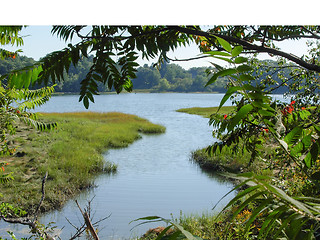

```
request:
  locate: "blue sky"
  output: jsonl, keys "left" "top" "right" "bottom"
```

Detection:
{"left": 4, "top": 25, "right": 310, "bottom": 70}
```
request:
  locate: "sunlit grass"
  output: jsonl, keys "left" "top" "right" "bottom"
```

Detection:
{"left": 1, "top": 112, "right": 165, "bottom": 212}
{"left": 176, "top": 106, "right": 235, "bottom": 118}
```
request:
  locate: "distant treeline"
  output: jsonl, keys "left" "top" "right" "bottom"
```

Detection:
{"left": 0, "top": 55, "right": 291, "bottom": 93}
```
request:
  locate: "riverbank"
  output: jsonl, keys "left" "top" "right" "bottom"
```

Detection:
{"left": 177, "top": 106, "right": 271, "bottom": 174}
{"left": 1, "top": 112, "right": 165, "bottom": 213}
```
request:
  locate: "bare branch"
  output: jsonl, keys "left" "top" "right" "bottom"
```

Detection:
{"left": 75, "top": 200, "right": 100, "bottom": 240}
{"left": 33, "top": 171, "right": 48, "bottom": 219}
{"left": 167, "top": 55, "right": 211, "bottom": 62}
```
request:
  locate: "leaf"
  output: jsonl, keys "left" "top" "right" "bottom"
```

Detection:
{"left": 237, "top": 64, "right": 253, "bottom": 73}
{"left": 231, "top": 45, "right": 243, "bottom": 57}
{"left": 234, "top": 56, "right": 248, "bottom": 64}
{"left": 204, "top": 51, "right": 231, "bottom": 57}
{"left": 284, "top": 126, "right": 303, "bottom": 146}
{"left": 309, "top": 142, "right": 319, "bottom": 166}
{"left": 304, "top": 152, "right": 312, "bottom": 168}
{"left": 258, "top": 109, "right": 274, "bottom": 117}
{"left": 205, "top": 68, "right": 237, "bottom": 86}
{"left": 212, "top": 56, "right": 234, "bottom": 63}
{"left": 263, "top": 183, "right": 313, "bottom": 216}
{"left": 244, "top": 198, "right": 273, "bottom": 233}
{"left": 218, "top": 86, "right": 242, "bottom": 111}
{"left": 215, "top": 36, "right": 232, "bottom": 53}
{"left": 170, "top": 222, "right": 201, "bottom": 240}
{"left": 239, "top": 74, "right": 255, "bottom": 81}
{"left": 83, "top": 96, "right": 89, "bottom": 109}
{"left": 228, "top": 104, "right": 253, "bottom": 131}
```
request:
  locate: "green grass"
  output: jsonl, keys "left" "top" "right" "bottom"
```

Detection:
{"left": 1, "top": 112, "right": 165, "bottom": 212}
{"left": 176, "top": 106, "right": 235, "bottom": 118}
{"left": 191, "top": 147, "right": 252, "bottom": 173}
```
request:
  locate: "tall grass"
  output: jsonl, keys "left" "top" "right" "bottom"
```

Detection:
{"left": 1, "top": 112, "right": 165, "bottom": 212}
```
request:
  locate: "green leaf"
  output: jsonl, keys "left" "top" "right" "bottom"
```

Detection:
{"left": 244, "top": 198, "right": 273, "bottom": 233}
{"left": 83, "top": 96, "right": 89, "bottom": 109}
{"left": 170, "top": 222, "right": 201, "bottom": 240}
{"left": 215, "top": 36, "right": 232, "bottom": 53}
{"left": 310, "top": 142, "right": 319, "bottom": 166}
{"left": 284, "top": 126, "right": 303, "bottom": 146}
{"left": 302, "top": 134, "right": 312, "bottom": 150}
{"left": 234, "top": 56, "right": 248, "bottom": 64}
{"left": 237, "top": 64, "right": 253, "bottom": 73}
{"left": 239, "top": 74, "right": 255, "bottom": 81}
{"left": 258, "top": 109, "right": 274, "bottom": 117}
{"left": 213, "top": 56, "right": 234, "bottom": 63}
{"left": 304, "top": 152, "right": 312, "bottom": 168}
{"left": 228, "top": 104, "right": 253, "bottom": 131}
{"left": 218, "top": 86, "right": 242, "bottom": 110}
{"left": 231, "top": 45, "right": 243, "bottom": 57}
{"left": 204, "top": 51, "right": 231, "bottom": 57}
{"left": 206, "top": 68, "right": 237, "bottom": 86}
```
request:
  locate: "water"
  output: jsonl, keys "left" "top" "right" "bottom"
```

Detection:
{"left": 1, "top": 93, "right": 239, "bottom": 239}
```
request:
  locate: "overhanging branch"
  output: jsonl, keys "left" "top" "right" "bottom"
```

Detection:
{"left": 167, "top": 26, "right": 320, "bottom": 73}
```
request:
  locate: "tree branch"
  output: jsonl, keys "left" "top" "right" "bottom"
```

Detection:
{"left": 167, "top": 55, "right": 210, "bottom": 62}
{"left": 167, "top": 26, "right": 320, "bottom": 73}
{"left": 75, "top": 200, "right": 100, "bottom": 240}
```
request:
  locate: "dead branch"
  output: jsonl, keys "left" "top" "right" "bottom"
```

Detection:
{"left": 75, "top": 200, "right": 100, "bottom": 240}
{"left": 0, "top": 172, "right": 56, "bottom": 239}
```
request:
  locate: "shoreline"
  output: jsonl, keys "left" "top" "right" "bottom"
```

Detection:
{"left": 1, "top": 112, "right": 165, "bottom": 213}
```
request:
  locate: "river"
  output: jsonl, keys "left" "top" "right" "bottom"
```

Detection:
{"left": 1, "top": 93, "right": 249, "bottom": 239}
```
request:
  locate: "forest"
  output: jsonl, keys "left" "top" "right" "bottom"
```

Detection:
{"left": 0, "top": 54, "right": 290, "bottom": 93}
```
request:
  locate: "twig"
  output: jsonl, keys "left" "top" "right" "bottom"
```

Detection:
{"left": 75, "top": 200, "right": 100, "bottom": 240}
{"left": 0, "top": 172, "right": 56, "bottom": 239}
{"left": 33, "top": 171, "right": 48, "bottom": 221}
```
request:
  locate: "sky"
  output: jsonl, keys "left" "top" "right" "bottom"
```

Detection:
{"left": 3, "top": 25, "right": 312, "bottom": 70}
{"left": 2, "top": 0, "right": 319, "bottom": 70}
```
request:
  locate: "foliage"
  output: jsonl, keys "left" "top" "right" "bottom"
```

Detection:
{"left": 202, "top": 35, "right": 320, "bottom": 239}
{"left": 0, "top": 26, "right": 60, "bottom": 240}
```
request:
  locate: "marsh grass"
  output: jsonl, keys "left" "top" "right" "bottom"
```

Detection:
{"left": 191, "top": 147, "right": 252, "bottom": 173}
{"left": 1, "top": 112, "right": 165, "bottom": 212}
{"left": 176, "top": 106, "right": 235, "bottom": 118}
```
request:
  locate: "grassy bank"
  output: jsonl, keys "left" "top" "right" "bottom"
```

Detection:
{"left": 177, "top": 106, "right": 271, "bottom": 174}
{"left": 176, "top": 106, "right": 235, "bottom": 118}
{"left": 1, "top": 112, "right": 165, "bottom": 213}
{"left": 177, "top": 105, "right": 245, "bottom": 173}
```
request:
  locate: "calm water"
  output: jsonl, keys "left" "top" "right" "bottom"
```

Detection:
{"left": 2, "top": 93, "right": 280, "bottom": 239}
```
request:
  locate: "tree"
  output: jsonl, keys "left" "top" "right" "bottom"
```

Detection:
{"left": 132, "top": 64, "right": 161, "bottom": 89}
